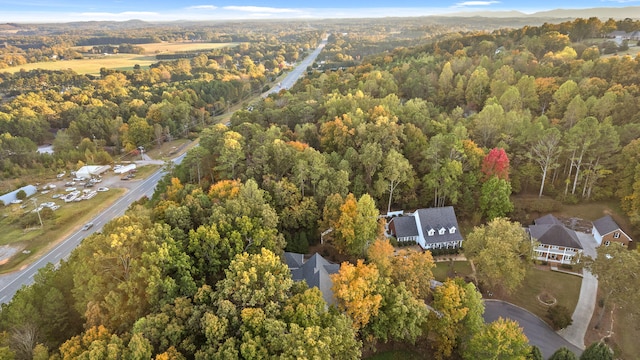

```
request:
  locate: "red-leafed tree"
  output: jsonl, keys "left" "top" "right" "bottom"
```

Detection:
{"left": 481, "top": 148, "right": 510, "bottom": 181}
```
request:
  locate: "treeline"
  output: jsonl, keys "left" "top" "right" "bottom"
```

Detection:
{"left": 2, "top": 16, "right": 640, "bottom": 359}
{"left": 0, "top": 29, "right": 322, "bottom": 185}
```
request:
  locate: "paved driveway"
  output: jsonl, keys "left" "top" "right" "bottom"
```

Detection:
{"left": 484, "top": 300, "right": 582, "bottom": 359}
{"left": 558, "top": 231, "right": 599, "bottom": 349}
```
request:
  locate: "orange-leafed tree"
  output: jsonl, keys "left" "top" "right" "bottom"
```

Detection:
{"left": 331, "top": 260, "right": 383, "bottom": 331}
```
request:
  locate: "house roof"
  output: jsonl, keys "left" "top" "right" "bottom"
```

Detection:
{"left": 390, "top": 216, "right": 419, "bottom": 238}
{"left": 592, "top": 215, "right": 621, "bottom": 236}
{"left": 534, "top": 213, "right": 562, "bottom": 225}
{"left": 0, "top": 185, "right": 38, "bottom": 206}
{"left": 285, "top": 252, "right": 340, "bottom": 305}
{"left": 415, "top": 206, "right": 463, "bottom": 245}
{"left": 530, "top": 215, "right": 582, "bottom": 249}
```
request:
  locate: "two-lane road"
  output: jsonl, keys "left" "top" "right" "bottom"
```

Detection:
{"left": 0, "top": 35, "right": 330, "bottom": 305}
{"left": 0, "top": 153, "right": 185, "bottom": 305}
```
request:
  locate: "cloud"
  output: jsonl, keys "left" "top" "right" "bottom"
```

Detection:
{"left": 455, "top": 1, "right": 500, "bottom": 7}
{"left": 186, "top": 5, "right": 217, "bottom": 10}
{"left": 222, "top": 6, "right": 301, "bottom": 13}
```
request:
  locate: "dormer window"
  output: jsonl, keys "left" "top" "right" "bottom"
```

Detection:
{"left": 438, "top": 227, "right": 445, "bottom": 235}
{"left": 449, "top": 226, "right": 456, "bottom": 234}
{"left": 428, "top": 229, "right": 435, "bottom": 236}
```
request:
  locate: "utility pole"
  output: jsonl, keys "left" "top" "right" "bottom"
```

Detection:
{"left": 31, "top": 198, "right": 43, "bottom": 228}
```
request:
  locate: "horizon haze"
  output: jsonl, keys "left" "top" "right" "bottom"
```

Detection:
{"left": 1, "top": 1, "right": 640, "bottom": 23}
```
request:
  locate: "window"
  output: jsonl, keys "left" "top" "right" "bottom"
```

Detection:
{"left": 614, "top": 232, "right": 620, "bottom": 239}
{"left": 604, "top": 241, "right": 611, "bottom": 246}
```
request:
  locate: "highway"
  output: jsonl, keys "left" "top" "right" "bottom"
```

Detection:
{"left": 0, "top": 153, "right": 185, "bottom": 305}
{"left": 0, "top": 35, "right": 329, "bottom": 305}
{"left": 265, "top": 35, "right": 328, "bottom": 95}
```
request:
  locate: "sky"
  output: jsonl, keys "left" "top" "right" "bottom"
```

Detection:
{"left": 0, "top": 0, "right": 638, "bottom": 23}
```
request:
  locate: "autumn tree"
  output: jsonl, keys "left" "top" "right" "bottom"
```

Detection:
{"left": 462, "top": 318, "right": 531, "bottom": 360}
{"left": 464, "top": 218, "right": 532, "bottom": 294}
{"left": 332, "top": 260, "right": 384, "bottom": 331}
{"left": 334, "top": 194, "right": 380, "bottom": 256}
{"left": 481, "top": 148, "right": 510, "bottom": 180}
{"left": 583, "top": 243, "right": 640, "bottom": 328}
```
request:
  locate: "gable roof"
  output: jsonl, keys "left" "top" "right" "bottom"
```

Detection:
{"left": 285, "top": 252, "right": 340, "bottom": 305}
{"left": 390, "top": 216, "right": 419, "bottom": 238}
{"left": 415, "top": 206, "right": 463, "bottom": 245}
{"left": 592, "top": 215, "right": 621, "bottom": 236}
{"left": 530, "top": 215, "right": 582, "bottom": 249}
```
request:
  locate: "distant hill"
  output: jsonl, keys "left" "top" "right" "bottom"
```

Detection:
{"left": 446, "top": 6, "right": 640, "bottom": 19}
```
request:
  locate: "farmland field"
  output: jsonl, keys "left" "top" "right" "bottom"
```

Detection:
{"left": 1, "top": 42, "right": 236, "bottom": 75}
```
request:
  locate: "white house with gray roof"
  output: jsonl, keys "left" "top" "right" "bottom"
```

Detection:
{"left": 528, "top": 214, "right": 583, "bottom": 265}
{"left": 388, "top": 206, "right": 463, "bottom": 250}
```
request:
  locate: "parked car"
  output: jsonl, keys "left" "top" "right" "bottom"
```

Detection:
{"left": 97, "top": 187, "right": 109, "bottom": 192}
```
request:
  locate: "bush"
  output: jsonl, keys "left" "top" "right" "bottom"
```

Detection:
{"left": 549, "top": 347, "right": 578, "bottom": 360}
{"left": 560, "top": 263, "right": 573, "bottom": 270}
{"left": 580, "top": 341, "right": 613, "bottom": 360}
{"left": 548, "top": 305, "right": 573, "bottom": 330}
{"left": 16, "top": 189, "right": 27, "bottom": 200}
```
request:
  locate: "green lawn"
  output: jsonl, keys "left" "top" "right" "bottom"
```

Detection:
{"left": 498, "top": 267, "right": 582, "bottom": 322}
{"left": 132, "top": 164, "right": 161, "bottom": 179}
{"left": 0, "top": 188, "right": 125, "bottom": 273}
{"left": 432, "top": 260, "right": 473, "bottom": 282}
{"left": 432, "top": 261, "right": 581, "bottom": 325}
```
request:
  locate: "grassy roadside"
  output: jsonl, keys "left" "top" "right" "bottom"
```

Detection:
{"left": 0, "top": 188, "right": 125, "bottom": 273}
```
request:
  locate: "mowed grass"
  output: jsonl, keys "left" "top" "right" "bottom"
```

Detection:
{"left": 498, "top": 268, "right": 582, "bottom": 322}
{"left": 432, "top": 260, "right": 473, "bottom": 282}
{"left": 0, "top": 188, "right": 125, "bottom": 273}
{"left": 2, "top": 42, "right": 235, "bottom": 75}
{"left": 432, "top": 261, "right": 581, "bottom": 325}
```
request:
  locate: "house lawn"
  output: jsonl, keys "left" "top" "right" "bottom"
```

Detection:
{"left": 432, "top": 260, "right": 473, "bottom": 282}
{"left": 495, "top": 267, "right": 582, "bottom": 324}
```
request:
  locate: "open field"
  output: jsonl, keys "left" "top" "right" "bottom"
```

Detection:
{"left": 0, "top": 188, "right": 125, "bottom": 273}
{"left": 2, "top": 42, "right": 235, "bottom": 75}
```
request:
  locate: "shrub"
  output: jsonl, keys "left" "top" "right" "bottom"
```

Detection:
{"left": 580, "top": 341, "right": 613, "bottom": 360}
{"left": 549, "top": 347, "right": 578, "bottom": 360}
{"left": 548, "top": 305, "right": 573, "bottom": 330}
{"left": 16, "top": 189, "right": 27, "bottom": 200}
